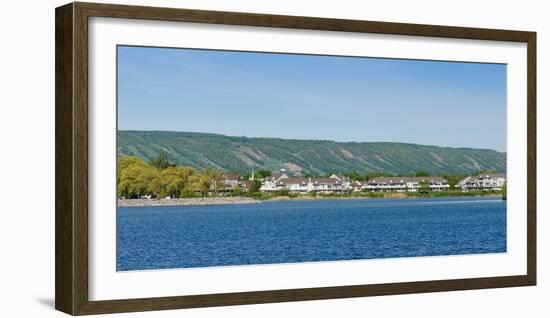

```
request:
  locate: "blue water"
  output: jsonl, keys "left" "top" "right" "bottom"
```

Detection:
{"left": 117, "top": 197, "right": 506, "bottom": 271}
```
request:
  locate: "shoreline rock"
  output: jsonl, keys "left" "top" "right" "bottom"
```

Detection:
{"left": 266, "top": 193, "right": 502, "bottom": 201}
{"left": 118, "top": 197, "right": 261, "bottom": 207}
{"left": 118, "top": 193, "right": 502, "bottom": 207}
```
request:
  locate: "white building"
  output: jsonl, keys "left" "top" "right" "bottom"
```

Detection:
{"left": 259, "top": 172, "right": 353, "bottom": 193}
{"left": 260, "top": 172, "right": 290, "bottom": 192}
{"left": 351, "top": 180, "right": 364, "bottom": 192}
{"left": 310, "top": 177, "right": 350, "bottom": 193}
{"left": 278, "top": 177, "right": 311, "bottom": 193}
{"left": 458, "top": 173, "right": 506, "bottom": 191}
{"left": 363, "top": 176, "right": 450, "bottom": 192}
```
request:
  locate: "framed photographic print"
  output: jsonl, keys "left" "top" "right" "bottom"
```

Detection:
{"left": 55, "top": 2, "right": 536, "bottom": 315}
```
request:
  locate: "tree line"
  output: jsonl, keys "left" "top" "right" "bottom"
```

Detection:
{"left": 118, "top": 153, "right": 223, "bottom": 199}
{"left": 118, "top": 151, "right": 499, "bottom": 199}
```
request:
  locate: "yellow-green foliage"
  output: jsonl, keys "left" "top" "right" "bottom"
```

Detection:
{"left": 117, "top": 156, "right": 157, "bottom": 198}
{"left": 117, "top": 155, "right": 223, "bottom": 198}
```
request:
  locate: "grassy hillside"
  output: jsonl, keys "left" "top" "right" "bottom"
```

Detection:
{"left": 117, "top": 130, "right": 506, "bottom": 175}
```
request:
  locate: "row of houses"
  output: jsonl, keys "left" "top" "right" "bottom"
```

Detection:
{"left": 220, "top": 171, "right": 506, "bottom": 194}
{"left": 457, "top": 173, "right": 507, "bottom": 191}
{"left": 261, "top": 173, "right": 355, "bottom": 194}
{"left": 361, "top": 176, "right": 450, "bottom": 192}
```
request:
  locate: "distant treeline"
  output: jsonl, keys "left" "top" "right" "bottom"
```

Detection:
{"left": 118, "top": 151, "right": 499, "bottom": 199}
{"left": 117, "top": 152, "right": 257, "bottom": 199}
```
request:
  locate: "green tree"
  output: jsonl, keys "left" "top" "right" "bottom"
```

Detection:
{"left": 441, "top": 173, "right": 466, "bottom": 190}
{"left": 419, "top": 179, "right": 430, "bottom": 194}
{"left": 167, "top": 166, "right": 197, "bottom": 198}
{"left": 205, "top": 167, "right": 225, "bottom": 196}
{"left": 413, "top": 170, "right": 430, "bottom": 177}
{"left": 146, "top": 165, "right": 199, "bottom": 198}
{"left": 364, "top": 171, "right": 392, "bottom": 181}
{"left": 117, "top": 156, "right": 158, "bottom": 198}
{"left": 476, "top": 169, "right": 497, "bottom": 175}
{"left": 255, "top": 170, "right": 272, "bottom": 179}
{"left": 149, "top": 150, "right": 171, "bottom": 170}
{"left": 248, "top": 180, "right": 262, "bottom": 193}
{"left": 147, "top": 174, "right": 168, "bottom": 198}
{"left": 348, "top": 171, "right": 361, "bottom": 181}
{"left": 242, "top": 169, "right": 271, "bottom": 181}
{"left": 118, "top": 155, "right": 205, "bottom": 198}
{"left": 195, "top": 174, "right": 212, "bottom": 197}
{"left": 118, "top": 155, "right": 146, "bottom": 171}
{"left": 230, "top": 187, "right": 244, "bottom": 197}
{"left": 176, "top": 166, "right": 199, "bottom": 197}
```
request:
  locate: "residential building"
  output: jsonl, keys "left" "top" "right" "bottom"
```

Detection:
{"left": 218, "top": 173, "right": 241, "bottom": 192}
{"left": 265, "top": 171, "right": 289, "bottom": 182}
{"left": 363, "top": 176, "right": 450, "bottom": 192}
{"left": 329, "top": 174, "right": 354, "bottom": 191}
{"left": 310, "top": 177, "right": 350, "bottom": 193}
{"left": 458, "top": 173, "right": 506, "bottom": 191}
{"left": 351, "top": 180, "right": 364, "bottom": 192}
{"left": 259, "top": 172, "right": 353, "bottom": 193}
{"left": 240, "top": 180, "right": 255, "bottom": 192}
{"left": 213, "top": 170, "right": 505, "bottom": 194}
{"left": 278, "top": 177, "right": 311, "bottom": 193}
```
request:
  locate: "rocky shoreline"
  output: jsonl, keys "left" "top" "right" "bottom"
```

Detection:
{"left": 118, "top": 197, "right": 261, "bottom": 207}
{"left": 118, "top": 193, "right": 502, "bottom": 207}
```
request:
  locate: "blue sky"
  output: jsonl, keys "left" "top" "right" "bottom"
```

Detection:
{"left": 118, "top": 46, "right": 507, "bottom": 152}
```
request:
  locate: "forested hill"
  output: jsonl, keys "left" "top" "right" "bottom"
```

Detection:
{"left": 117, "top": 130, "right": 506, "bottom": 175}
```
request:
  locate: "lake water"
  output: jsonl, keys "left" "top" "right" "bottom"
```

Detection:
{"left": 117, "top": 197, "right": 506, "bottom": 271}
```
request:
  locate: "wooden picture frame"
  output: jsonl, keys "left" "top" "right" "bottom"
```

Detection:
{"left": 55, "top": 2, "right": 536, "bottom": 315}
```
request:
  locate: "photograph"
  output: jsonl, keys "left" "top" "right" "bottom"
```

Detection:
{"left": 115, "top": 45, "right": 507, "bottom": 271}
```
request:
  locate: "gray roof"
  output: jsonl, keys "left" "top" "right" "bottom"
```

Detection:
{"left": 368, "top": 176, "right": 447, "bottom": 184}
{"left": 266, "top": 172, "right": 289, "bottom": 181}
{"left": 329, "top": 174, "right": 349, "bottom": 181}
{"left": 278, "top": 177, "right": 308, "bottom": 185}
{"left": 222, "top": 173, "right": 240, "bottom": 181}
{"left": 476, "top": 173, "right": 506, "bottom": 179}
{"left": 310, "top": 178, "right": 340, "bottom": 185}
